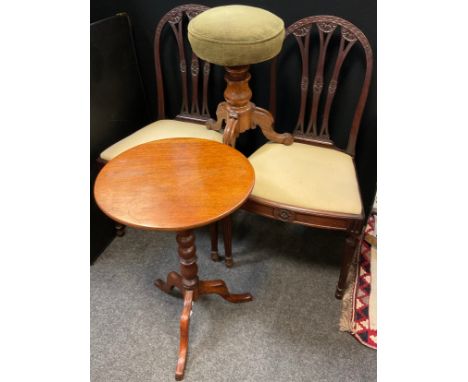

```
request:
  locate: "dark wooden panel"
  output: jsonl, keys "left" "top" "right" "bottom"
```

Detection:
{"left": 90, "top": 13, "right": 150, "bottom": 262}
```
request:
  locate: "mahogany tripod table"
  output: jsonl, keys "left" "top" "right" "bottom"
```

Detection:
{"left": 94, "top": 138, "right": 255, "bottom": 380}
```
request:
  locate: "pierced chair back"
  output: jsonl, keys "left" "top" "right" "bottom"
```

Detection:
{"left": 270, "top": 16, "right": 373, "bottom": 156}
{"left": 237, "top": 16, "right": 374, "bottom": 298}
{"left": 154, "top": 4, "right": 213, "bottom": 123}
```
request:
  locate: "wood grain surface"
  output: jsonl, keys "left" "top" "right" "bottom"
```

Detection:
{"left": 94, "top": 138, "right": 254, "bottom": 231}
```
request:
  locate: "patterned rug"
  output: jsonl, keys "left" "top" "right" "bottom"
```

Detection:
{"left": 340, "top": 213, "right": 377, "bottom": 349}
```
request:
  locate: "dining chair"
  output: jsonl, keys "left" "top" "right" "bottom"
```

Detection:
{"left": 98, "top": 4, "right": 218, "bottom": 167}
{"left": 97, "top": 4, "right": 230, "bottom": 261}
{"left": 221, "top": 15, "right": 374, "bottom": 299}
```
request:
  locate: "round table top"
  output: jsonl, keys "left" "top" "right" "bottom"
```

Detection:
{"left": 94, "top": 138, "right": 255, "bottom": 231}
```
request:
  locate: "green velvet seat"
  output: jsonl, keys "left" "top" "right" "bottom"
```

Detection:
{"left": 188, "top": 5, "right": 285, "bottom": 66}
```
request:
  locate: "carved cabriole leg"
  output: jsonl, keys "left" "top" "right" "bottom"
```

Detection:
{"left": 206, "top": 102, "right": 227, "bottom": 131}
{"left": 222, "top": 113, "right": 239, "bottom": 147}
{"left": 210, "top": 222, "right": 220, "bottom": 261}
{"left": 206, "top": 65, "right": 293, "bottom": 149}
{"left": 115, "top": 223, "right": 126, "bottom": 237}
{"left": 252, "top": 106, "right": 294, "bottom": 145}
{"left": 222, "top": 216, "right": 233, "bottom": 267}
{"left": 335, "top": 230, "right": 361, "bottom": 299}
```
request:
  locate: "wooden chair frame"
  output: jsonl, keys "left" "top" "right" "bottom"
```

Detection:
{"left": 96, "top": 4, "right": 233, "bottom": 262}
{"left": 238, "top": 15, "right": 374, "bottom": 299}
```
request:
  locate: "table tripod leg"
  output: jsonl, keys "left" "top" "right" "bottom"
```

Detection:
{"left": 175, "top": 290, "right": 193, "bottom": 381}
{"left": 157, "top": 229, "right": 252, "bottom": 380}
{"left": 199, "top": 279, "right": 253, "bottom": 303}
{"left": 174, "top": 230, "right": 198, "bottom": 380}
{"left": 155, "top": 272, "right": 183, "bottom": 294}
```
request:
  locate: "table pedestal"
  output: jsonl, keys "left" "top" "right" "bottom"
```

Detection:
{"left": 154, "top": 229, "right": 253, "bottom": 380}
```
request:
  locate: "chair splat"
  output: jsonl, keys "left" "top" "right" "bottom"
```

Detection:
{"left": 275, "top": 15, "right": 373, "bottom": 154}
{"left": 154, "top": 4, "right": 211, "bottom": 121}
{"left": 292, "top": 25, "right": 312, "bottom": 134}
{"left": 307, "top": 21, "right": 336, "bottom": 137}
{"left": 319, "top": 27, "right": 357, "bottom": 139}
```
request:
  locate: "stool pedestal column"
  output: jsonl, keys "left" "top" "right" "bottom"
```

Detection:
{"left": 207, "top": 65, "right": 293, "bottom": 147}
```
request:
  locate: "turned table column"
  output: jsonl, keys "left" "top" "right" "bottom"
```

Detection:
{"left": 175, "top": 230, "right": 197, "bottom": 380}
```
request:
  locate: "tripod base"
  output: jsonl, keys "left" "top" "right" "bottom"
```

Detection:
{"left": 206, "top": 65, "right": 293, "bottom": 147}
{"left": 154, "top": 230, "right": 253, "bottom": 380}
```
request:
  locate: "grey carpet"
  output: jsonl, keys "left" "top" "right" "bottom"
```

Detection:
{"left": 91, "top": 210, "right": 376, "bottom": 382}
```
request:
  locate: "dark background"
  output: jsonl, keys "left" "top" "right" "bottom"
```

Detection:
{"left": 90, "top": 0, "right": 376, "bottom": 260}
{"left": 91, "top": 14, "right": 149, "bottom": 262}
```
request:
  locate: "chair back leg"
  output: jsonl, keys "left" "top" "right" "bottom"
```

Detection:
{"left": 210, "top": 222, "right": 220, "bottom": 261}
{"left": 222, "top": 216, "right": 233, "bottom": 267}
{"left": 115, "top": 223, "right": 126, "bottom": 237}
{"left": 335, "top": 229, "right": 361, "bottom": 299}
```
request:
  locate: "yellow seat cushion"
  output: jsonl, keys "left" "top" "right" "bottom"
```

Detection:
{"left": 188, "top": 5, "right": 285, "bottom": 66}
{"left": 248, "top": 142, "right": 362, "bottom": 215}
{"left": 99, "top": 119, "right": 222, "bottom": 161}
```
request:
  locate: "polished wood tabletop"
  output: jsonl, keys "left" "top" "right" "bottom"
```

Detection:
{"left": 94, "top": 138, "right": 254, "bottom": 231}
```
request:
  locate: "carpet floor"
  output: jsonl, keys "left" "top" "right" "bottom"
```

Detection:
{"left": 91, "top": 210, "right": 376, "bottom": 382}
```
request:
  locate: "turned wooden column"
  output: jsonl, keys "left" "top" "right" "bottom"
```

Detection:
{"left": 175, "top": 230, "right": 196, "bottom": 380}
{"left": 207, "top": 65, "right": 293, "bottom": 147}
{"left": 177, "top": 230, "right": 199, "bottom": 295}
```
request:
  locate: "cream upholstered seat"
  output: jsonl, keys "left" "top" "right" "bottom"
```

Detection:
{"left": 188, "top": 5, "right": 285, "bottom": 66}
{"left": 248, "top": 142, "right": 362, "bottom": 215}
{"left": 100, "top": 119, "right": 223, "bottom": 161}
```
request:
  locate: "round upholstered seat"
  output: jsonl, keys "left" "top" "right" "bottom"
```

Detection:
{"left": 188, "top": 5, "right": 285, "bottom": 66}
